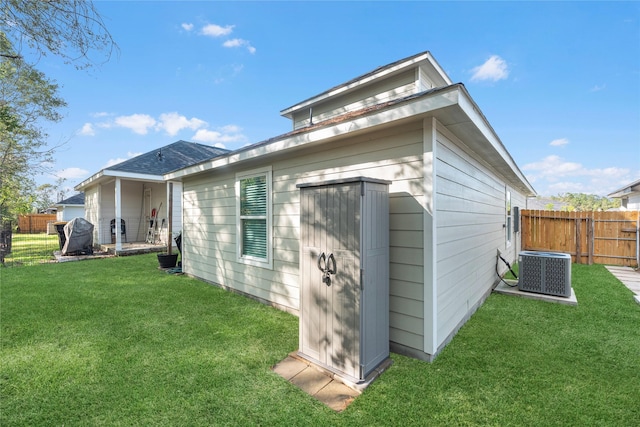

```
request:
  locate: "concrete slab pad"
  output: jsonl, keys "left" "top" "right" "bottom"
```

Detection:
{"left": 289, "top": 366, "right": 332, "bottom": 396}
{"left": 272, "top": 356, "right": 307, "bottom": 380}
{"left": 314, "top": 380, "right": 359, "bottom": 412}
{"left": 54, "top": 250, "right": 112, "bottom": 263}
{"left": 272, "top": 354, "right": 370, "bottom": 412}
{"left": 493, "top": 280, "right": 577, "bottom": 306}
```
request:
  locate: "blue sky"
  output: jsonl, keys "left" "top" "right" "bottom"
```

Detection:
{"left": 38, "top": 1, "right": 639, "bottom": 198}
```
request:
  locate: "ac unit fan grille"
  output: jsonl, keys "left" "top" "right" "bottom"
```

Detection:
{"left": 518, "top": 251, "right": 571, "bottom": 297}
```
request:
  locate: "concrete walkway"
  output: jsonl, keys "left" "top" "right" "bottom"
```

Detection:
{"left": 605, "top": 266, "right": 640, "bottom": 305}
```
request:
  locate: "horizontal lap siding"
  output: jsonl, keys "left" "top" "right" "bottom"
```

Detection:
{"left": 435, "top": 130, "right": 508, "bottom": 345}
{"left": 183, "top": 172, "right": 302, "bottom": 310}
{"left": 182, "top": 123, "right": 426, "bottom": 351}
{"left": 292, "top": 70, "right": 417, "bottom": 130}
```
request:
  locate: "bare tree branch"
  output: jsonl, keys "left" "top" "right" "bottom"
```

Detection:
{"left": 1, "top": 0, "right": 118, "bottom": 70}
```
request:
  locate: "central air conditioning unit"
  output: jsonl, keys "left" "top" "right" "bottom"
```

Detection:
{"left": 518, "top": 251, "right": 572, "bottom": 297}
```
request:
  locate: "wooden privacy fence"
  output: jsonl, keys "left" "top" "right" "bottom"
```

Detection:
{"left": 521, "top": 210, "right": 639, "bottom": 267}
{"left": 17, "top": 214, "right": 57, "bottom": 234}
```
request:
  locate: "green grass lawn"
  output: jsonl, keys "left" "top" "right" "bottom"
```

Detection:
{"left": 1, "top": 254, "right": 638, "bottom": 426}
{"left": 1, "top": 233, "right": 59, "bottom": 267}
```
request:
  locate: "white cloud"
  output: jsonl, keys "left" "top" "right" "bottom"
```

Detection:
{"left": 79, "top": 123, "right": 95, "bottom": 136}
{"left": 523, "top": 154, "right": 634, "bottom": 196}
{"left": 220, "top": 124, "right": 241, "bottom": 133}
{"left": 549, "top": 138, "right": 569, "bottom": 147}
{"left": 114, "top": 114, "right": 156, "bottom": 135}
{"left": 192, "top": 125, "right": 247, "bottom": 147}
{"left": 470, "top": 55, "right": 509, "bottom": 82}
{"left": 223, "top": 38, "right": 256, "bottom": 54}
{"left": 156, "top": 112, "right": 207, "bottom": 136}
{"left": 523, "top": 155, "right": 583, "bottom": 180}
{"left": 201, "top": 24, "right": 234, "bottom": 37}
{"left": 181, "top": 23, "right": 194, "bottom": 32}
{"left": 590, "top": 84, "right": 606, "bottom": 92}
{"left": 56, "top": 167, "right": 89, "bottom": 180}
{"left": 86, "top": 112, "right": 245, "bottom": 148}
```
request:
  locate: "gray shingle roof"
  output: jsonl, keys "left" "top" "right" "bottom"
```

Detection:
{"left": 107, "top": 140, "right": 229, "bottom": 175}
{"left": 56, "top": 193, "right": 85, "bottom": 205}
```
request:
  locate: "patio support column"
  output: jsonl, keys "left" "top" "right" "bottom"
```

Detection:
{"left": 115, "top": 177, "right": 122, "bottom": 251}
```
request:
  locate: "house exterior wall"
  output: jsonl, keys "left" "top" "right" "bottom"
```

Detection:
{"left": 97, "top": 181, "right": 143, "bottom": 243}
{"left": 291, "top": 69, "right": 417, "bottom": 130}
{"left": 83, "top": 186, "right": 100, "bottom": 244}
{"left": 626, "top": 194, "right": 640, "bottom": 210}
{"left": 182, "top": 122, "right": 427, "bottom": 352}
{"left": 56, "top": 206, "right": 84, "bottom": 221}
{"left": 181, "top": 117, "right": 530, "bottom": 360}
{"left": 168, "top": 181, "right": 183, "bottom": 243}
{"left": 83, "top": 179, "right": 182, "bottom": 245}
{"left": 433, "top": 125, "right": 526, "bottom": 352}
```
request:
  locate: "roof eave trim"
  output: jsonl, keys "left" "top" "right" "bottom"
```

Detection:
{"left": 166, "top": 87, "right": 462, "bottom": 180}
{"left": 74, "top": 169, "right": 165, "bottom": 191}
{"left": 457, "top": 86, "right": 536, "bottom": 196}
{"left": 607, "top": 178, "right": 640, "bottom": 197}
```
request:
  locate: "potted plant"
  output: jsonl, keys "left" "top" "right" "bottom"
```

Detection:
{"left": 157, "top": 251, "right": 178, "bottom": 268}
{"left": 157, "top": 182, "right": 179, "bottom": 269}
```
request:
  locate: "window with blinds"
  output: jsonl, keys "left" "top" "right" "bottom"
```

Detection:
{"left": 236, "top": 168, "right": 272, "bottom": 268}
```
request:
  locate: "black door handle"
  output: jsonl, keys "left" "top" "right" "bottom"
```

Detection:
{"left": 317, "top": 252, "right": 326, "bottom": 273}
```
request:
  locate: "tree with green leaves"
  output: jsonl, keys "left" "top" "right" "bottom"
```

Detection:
{"left": 553, "top": 193, "right": 620, "bottom": 211}
{"left": 0, "top": 32, "right": 66, "bottom": 218}
{"left": 0, "top": 1, "right": 116, "bottom": 221}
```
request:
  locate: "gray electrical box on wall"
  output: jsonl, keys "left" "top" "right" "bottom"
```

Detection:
{"left": 297, "top": 177, "right": 391, "bottom": 384}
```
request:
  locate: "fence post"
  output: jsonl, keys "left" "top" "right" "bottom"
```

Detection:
{"left": 587, "top": 217, "right": 595, "bottom": 265}
{"left": 575, "top": 218, "right": 582, "bottom": 264}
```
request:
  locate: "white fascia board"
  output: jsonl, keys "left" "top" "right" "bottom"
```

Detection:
{"left": 425, "top": 52, "right": 453, "bottom": 86}
{"left": 74, "top": 170, "right": 105, "bottom": 191}
{"left": 54, "top": 204, "right": 82, "bottom": 208}
{"left": 457, "top": 88, "right": 536, "bottom": 196}
{"left": 280, "top": 52, "right": 449, "bottom": 118}
{"left": 102, "top": 170, "right": 164, "bottom": 182}
{"left": 74, "top": 169, "right": 164, "bottom": 191}
{"left": 608, "top": 178, "right": 640, "bottom": 197}
{"left": 166, "top": 88, "right": 461, "bottom": 181}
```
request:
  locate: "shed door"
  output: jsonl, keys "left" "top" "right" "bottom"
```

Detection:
{"left": 300, "top": 183, "right": 361, "bottom": 379}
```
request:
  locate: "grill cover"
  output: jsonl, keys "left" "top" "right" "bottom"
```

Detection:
{"left": 62, "top": 218, "right": 94, "bottom": 255}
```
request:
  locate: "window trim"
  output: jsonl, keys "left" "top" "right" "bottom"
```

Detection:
{"left": 235, "top": 166, "right": 273, "bottom": 269}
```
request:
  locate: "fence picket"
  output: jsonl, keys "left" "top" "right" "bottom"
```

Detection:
{"left": 520, "top": 210, "right": 639, "bottom": 267}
